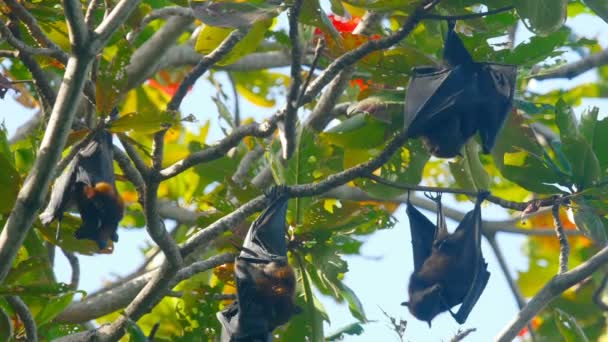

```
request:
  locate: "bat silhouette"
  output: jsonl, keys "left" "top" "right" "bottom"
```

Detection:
{"left": 217, "top": 186, "right": 300, "bottom": 341}
{"left": 39, "top": 120, "right": 123, "bottom": 251}
{"left": 404, "top": 21, "right": 517, "bottom": 158}
{"left": 402, "top": 192, "right": 490, "bottom": 326}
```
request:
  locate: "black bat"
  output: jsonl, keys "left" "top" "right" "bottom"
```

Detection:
{"left": 217, "top": 186, "right": 300, "bottom": 341}
{"left": 404, "top": 21, "right": 517, "bottom": 158}
{"left": 39, "top": 124, "right": 124, "bottom": 251}
{"left": 402, "top": 193, "right": 490, "bottom": 326}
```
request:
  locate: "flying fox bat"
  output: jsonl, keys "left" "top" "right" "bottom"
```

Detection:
{"left": 217, "top": 186, "right": 300, "bottom": 341}
{"left": 39, "top": 123, "right": 123, "bottom": 251}
{"left": 404, "top": 21, "right": 517, "bottom": 158}
{"left": 402, "top": 193, "right": 490, "bottom": 326}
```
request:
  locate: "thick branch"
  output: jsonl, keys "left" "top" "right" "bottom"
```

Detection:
{"left": 92, "top": 0, "right": 142, "bottom": 52}
{"left": 126, "top": 15, "right": 195, "bottom": 90}
{"left": 0, "top": 56, "right": 92, "bottom": 283}
{"left": 63, "top": 0, "right": 89, "bottom": 50}
{"left": 56, "top": 253, "right": 233, "bottom": 324}
{"left": 495, "top": 244, "right": 608, "bottom": 341}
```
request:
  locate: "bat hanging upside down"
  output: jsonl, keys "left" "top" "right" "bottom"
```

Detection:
{"left": 39, "top": 121, "right": 124, "bottom": 251}
{"left": 403, "top": 192, "right": 490, "bottom": 326}
{"left": 217, "top": 186, "right": 301, "bottom": 341}
{"left": 404, "top": 20, "right": 517, "bottom": 158}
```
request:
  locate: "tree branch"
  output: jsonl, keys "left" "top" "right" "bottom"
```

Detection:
{"left": 63, "top": 0, "right": 89, "bottom": 50}
{"left": 552, "top": 202, "right": 570, "bottom": 274}
{"left": 0, "top": 55, "right": 93, "bottom": 283}
{"left": 55, "top": 253, "right": 233, "bottom": 324}
{"left": 0, "top": 18, "right": 67, "bottom": 63}
{"left": 126, "top": 15, "right": 195, "bottom": 90}
{"left": 92, "top": 0, "right": 142, "bottom": 52}
{"left": 3, "top": 0, "right": 66, "bottom": 55}
{"left": 282, "top": 0, "right": 303, "bottom": 160}
{"left": 61, "top": 249, "right": 80, "bottom": 289}
{"left": 531, "top": 48, "right": 608, "bottom": 80}
{"left": 6, "top": 296, "right": 37, "bottom": 342}
{"left": 495, "top": 244, "right": 608, "bottom": 341}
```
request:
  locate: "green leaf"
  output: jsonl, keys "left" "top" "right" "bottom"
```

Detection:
{"left": 583, "top": 0, "right": 608, "bottom": 23}
{"left": 341, "top": 284, "right": 367, "bottom": 322}
{"left": 561, "top": 136, "right": 601, "bottom": 189}
{"left": 503, "top": 29, "right": 569, "bottom": 66}
{"left": 492, "top": 111, "right": 566, "bottom": 193}
{"left": 109, "top": 111, "right": 178, "bottom": 134}
{"left": 555, "top": 99, "right": 579, "bottom": 141}
{"left": 195, "top": 19, "right": 274, "bottom": 66}
{"left": 125, "top": 318, "right": 148, "bottom": 342}
{"left": 322, "top": 114, "right": 387, "bottom": 149}
{"left": 554, "top": 308, "right": 589, "bottom": 342}
{"left": 326, "top": 322, "right": 365, "bottom": 340}
{"left": 299, "top": 0, "right": 340, "bottom": 42}
{"left": 190, "top": 0, "right": 283, "bottom": 28}
{"left": 515, "top": 0, "right": 567, "bottom": 35}
{"left": 579, "top": 108, "right": 608, "bottom": 173}
{"left": 449, "top": 140, "right": 491, "bottom": 192}
{"left": 97, "top": 37, "right": 134, "bottom": 115}
{"left": 569, "top": 198, "right": 607, "bottom": 243}
{"left": 35, "top": 292, "right": 76, "bottom": 327}
{"left": 231, "top": 70, "right": 290, "bottom": 108}
{"left": 0, "top": 305, "right": 11, "bottom": 342}
{"left": 0, "top": 128, "right": 20, "bottom": 213}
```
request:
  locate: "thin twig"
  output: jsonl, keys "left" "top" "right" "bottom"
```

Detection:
{"left": 3, "top": 0, "right": 66, "bottom": 55}
{"left": 593, "top": 273, "right": 608, "bottom": 311}
{"left": 422, "top": 5, "right": 514, "bottom": 20}
{"left": 61, "top": 249, "right": 80, "bottom": 289}
{"left": 487, "top": 235, "right": 537, "bottom": 340}
{"left": 552, "top": 202, "right": 570, "bottom": 274}
{"left": 85, "top": 0, "right": 102, "bottom": 28}
{"left": 0, "top": 17, "right": 67, "bottom": 63}
{"left": 6, "top": 296, "right": 38, "bottom": 342}
{"left": 126, "top": 6, "right": 194, "bottom": 42}
{"left": 282, "top": 0, "right": 304, "bottom": 160}
{"left": 450, "top": 328, "right": 476, "bottom": 342}
{"left": 297, "top": 37, "right": 325, "bottom": 108}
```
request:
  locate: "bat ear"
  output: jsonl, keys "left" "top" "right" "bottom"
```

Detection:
{"left": 401, "top": 301, "right": 409, "bottom": 307}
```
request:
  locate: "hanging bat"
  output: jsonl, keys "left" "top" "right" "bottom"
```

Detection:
{"left": 39, "top": 126, "right": 123, "bottom": 251}
{"left": 217, "top": 186, "right": 300, "bottom": 341}
{"left": 404, "top": 21, "right": 517, "bottom": 158}
{"left": 402, "top": 193, "right": 490, "bottom": 326}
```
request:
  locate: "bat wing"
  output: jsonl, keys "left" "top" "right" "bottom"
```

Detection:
{"left": 77, "top": 130, "right": 116, "bottom": 186}
{"left": 241, "top": 186, "right": 289, "bottom": 262}
{"left": 477, "top": 63, "right": 518, "bottom": 153}
{"left": 39, "top": 153, "right": 80, "bottom": 225}
{"left": 406, "top": 200, "right": 437, "bottom": 272}
{"left": 449, "top": 194, "right": 490, "bottom": 324}
{"left": 405, "top": 65, "right": 475, "bottom": 138}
